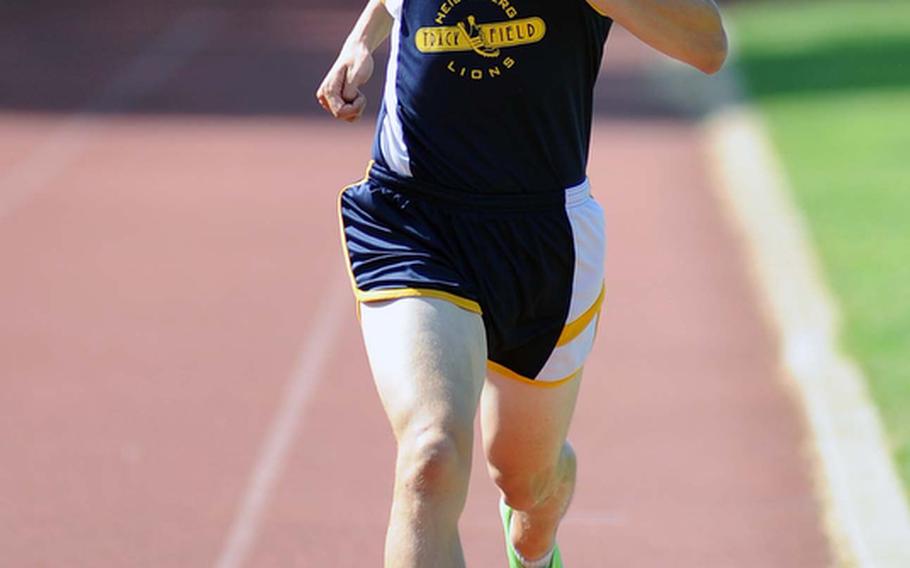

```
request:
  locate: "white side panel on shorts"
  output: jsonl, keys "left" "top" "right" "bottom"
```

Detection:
{"left": 535, "top": 186, "right": 606, "bottom": 382}
{"left": 565, "top": 186, "right": 606, "bottom": 322}
{"left": 379, "top": 18, "right": 412, "bottom": 177}
{"left": 537, "top": 317, "right": 599, "bottom": 382}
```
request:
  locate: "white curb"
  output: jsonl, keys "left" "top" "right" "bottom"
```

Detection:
{"left": 704, "top": 104, "right": 910, "bottom": 568}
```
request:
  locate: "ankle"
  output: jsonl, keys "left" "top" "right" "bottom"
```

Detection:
{"left": 513, "top": 546, "right": 555, "bottom": 568}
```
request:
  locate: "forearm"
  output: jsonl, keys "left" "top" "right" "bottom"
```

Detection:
{"left": 343, "top": 0, "right": 394, "bottom": 53}
{"left": 594, "top": 0, "right": 727, "bottom": 74}
{"left": 317, "top": 0, "right": 391, "bottom": 121}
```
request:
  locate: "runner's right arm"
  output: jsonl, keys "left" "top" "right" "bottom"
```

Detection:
{"left": 316, "top": 0, "right": 393, "bottom": 123}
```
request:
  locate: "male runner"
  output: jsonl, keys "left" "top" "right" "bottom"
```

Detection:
{"left": 317, "top": 1, "right": 726, "bottom": 566}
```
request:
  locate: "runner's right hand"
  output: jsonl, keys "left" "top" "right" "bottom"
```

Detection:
{"left": 316, "top": 42, "right": 374, "bottom": 123}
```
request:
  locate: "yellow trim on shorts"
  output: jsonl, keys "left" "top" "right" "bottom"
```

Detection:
{"left": 357, "top": 287, "right": 482, "bottom": 314}
{"left": 585, "top": 0, "right": 609, "bottom": 18}
{"left": 487, "top": 361, "right": 582, "bottom": 389}
{"left": 556, "top": 284, "right": 605, "bottom": 347}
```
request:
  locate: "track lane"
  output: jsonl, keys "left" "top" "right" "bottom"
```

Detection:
{"left": 0, "top": 117, "right": 370, "bottom": 566}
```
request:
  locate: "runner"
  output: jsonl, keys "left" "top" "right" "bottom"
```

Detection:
{"left": 317, "top": 1, "right": 727, "bottom": 566}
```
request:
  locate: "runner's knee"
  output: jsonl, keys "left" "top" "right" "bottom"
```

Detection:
{"left": 489, "top": 443, "right": 576, "bottom": 511}
{"left": 396, "top": 426, "right": 471, "bottom": 499}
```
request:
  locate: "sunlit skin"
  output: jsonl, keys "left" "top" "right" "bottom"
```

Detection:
{"left": 590, "top": 0, "right": 728, "bottom": 74}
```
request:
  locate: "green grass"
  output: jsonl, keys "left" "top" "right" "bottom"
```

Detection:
{"left": 729, "top": 1, "right": 910, "bottom": 488}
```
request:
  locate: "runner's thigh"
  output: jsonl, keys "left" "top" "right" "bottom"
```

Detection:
{"left": 481, "top": 369, "right": 582, "bottom": 473}
{"left": 360, "top": 297, "right": 487, "bottom": 443}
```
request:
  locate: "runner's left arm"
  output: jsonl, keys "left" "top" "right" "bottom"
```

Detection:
{"left": 589, "top": 0, "right": 727, "bottom": 74}
{"left": 316, "top": 0, "right": 393, "bottom": 122}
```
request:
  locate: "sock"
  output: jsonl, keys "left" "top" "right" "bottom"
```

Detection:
{"left": 514, "top": 546, "right": 555, "bottom": 568}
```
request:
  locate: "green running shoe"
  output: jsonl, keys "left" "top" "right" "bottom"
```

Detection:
{"left": 499, "top": 499, "right": 563, "bottom": 568}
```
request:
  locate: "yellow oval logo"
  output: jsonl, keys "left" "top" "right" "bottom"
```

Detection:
{"left": 416, "top": 16, "right": 547, "bottom": 54}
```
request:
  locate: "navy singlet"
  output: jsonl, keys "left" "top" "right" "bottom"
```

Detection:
{"left": 374, "top": 0, "right": 612, "bottom": 194}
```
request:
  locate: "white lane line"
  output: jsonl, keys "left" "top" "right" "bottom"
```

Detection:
{"left": 705, "top": 104, "right": 910, "bottom": 568}
{"left": 214, "top": 283, "right": 350, "bottom": 568}
{"left": 0, "top": 9, "right": 224, "bottom": 222}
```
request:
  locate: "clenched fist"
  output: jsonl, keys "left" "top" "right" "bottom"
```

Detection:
{"left": 316, "top": 41, "right": 375, "bottom": 123}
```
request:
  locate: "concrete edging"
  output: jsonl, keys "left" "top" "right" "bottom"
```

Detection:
{"left": 703, "top": 103, "right": 910, "bottom": 568}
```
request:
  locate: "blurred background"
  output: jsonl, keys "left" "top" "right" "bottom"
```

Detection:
{"left": 1, "top": 0, "right": 907, "bottom": 566}
{"left": 731, "top": 0, "right": 910, "bottom": 492}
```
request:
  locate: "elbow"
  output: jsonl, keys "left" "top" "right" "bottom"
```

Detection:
{"left": 693, "top": 30, "right": 728, "bottom": 75}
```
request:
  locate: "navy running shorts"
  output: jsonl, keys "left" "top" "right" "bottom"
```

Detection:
{"left": 338, "top": 163, "right": 606, "bottom": 386}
